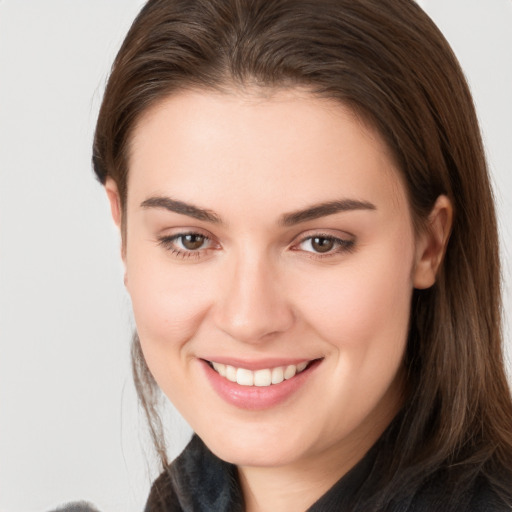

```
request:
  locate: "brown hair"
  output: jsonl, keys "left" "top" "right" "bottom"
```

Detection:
{"left": 93, "top": 0, "right": 512, "bottom": 505}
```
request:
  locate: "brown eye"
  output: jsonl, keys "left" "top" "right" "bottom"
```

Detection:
{"left": 158, "top": 232, "right": 214, "bottom": 256}
{"left": 311, "top": 236, "right": 335, "bottom": 253}
{"left": 181, "top": 234, "right": 206, "bottom": 250}
{"left": 295, "top": 234, "right": 354, "bottom": 256}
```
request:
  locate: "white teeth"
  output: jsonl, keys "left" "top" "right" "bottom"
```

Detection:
{"left": 254, "top": 369, "right": 272, "bottom": 387}
{"left": 271, "top": 366, "right": 284, "bottom": 385}
{"left": 236, "top": 368, "right": 254, "bottom": 386}
{"left": 284, "top": 365, "right": 297, "bottom": 380}
{"left": 210, "top": 361, "right": 311, "bottom": 387}
{"left": 296, "top": 361, "right": 308, "bottom": 372}
{"left": 225, "top": 365, "right": 237, "bottom": 382}
{"left": 212, "top": 362, "right": 226, "bottom": 377}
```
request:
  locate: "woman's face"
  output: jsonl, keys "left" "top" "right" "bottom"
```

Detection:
{"left": 113, "top": 88, "right": 436, "bottom": 473}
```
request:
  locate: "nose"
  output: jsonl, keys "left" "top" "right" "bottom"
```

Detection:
{"left": 212, "top": 251, "right": 295, "bottom": 344}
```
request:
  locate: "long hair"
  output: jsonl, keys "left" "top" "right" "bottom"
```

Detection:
{"left": 93, "top": 0, "right": 512, "bottom": 504}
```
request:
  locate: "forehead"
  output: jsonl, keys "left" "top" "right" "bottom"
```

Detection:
{"left": 127, "top": 88, "right": 407, "bottom": 217}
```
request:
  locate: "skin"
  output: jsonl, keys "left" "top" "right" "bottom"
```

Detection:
{"left": 106, "top": 88, "right": 452, "bottom": 512}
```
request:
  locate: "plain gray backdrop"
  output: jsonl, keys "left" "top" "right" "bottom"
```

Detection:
{"left": 0, "top": 1, "right": 511, "bottom": 511}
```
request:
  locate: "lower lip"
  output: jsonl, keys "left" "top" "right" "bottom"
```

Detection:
{"left": 200, "top": 359, "right": 321, "bottom": 410}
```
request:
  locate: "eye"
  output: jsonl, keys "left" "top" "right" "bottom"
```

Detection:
{"left": 295, "top": 233, "right": 354, "bottom": 256}
{"left": 306, "top": 236, "right": 336, "bottom": 253}
{"left": 157, "top": 232, "right": 215, "bottom": 258}
{"left": 178, "top": 233, "right": 208, "bottom": 250}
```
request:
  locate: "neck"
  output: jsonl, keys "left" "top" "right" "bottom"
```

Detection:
{"left": 237, "top": 378, "right": 404, "bottom": 512}
{"left": 238, "top": 449, "right": 359, "bottom": 512}
{"left": 238, "top": 418, "right": 393, "bottom": 512}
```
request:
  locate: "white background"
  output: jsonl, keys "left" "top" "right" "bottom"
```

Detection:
{"left": 0, "top": 1, "right": 511, "bottom": 511}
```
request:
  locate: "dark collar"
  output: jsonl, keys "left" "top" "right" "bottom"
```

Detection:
{"left": 145, "top": 433, "right": 382, "bottom": 512}
{"left": 145, "top": 420, "right": 508, "bottom": 512}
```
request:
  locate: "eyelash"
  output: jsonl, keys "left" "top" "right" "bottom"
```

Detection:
{"left": 157, "top": 232, "right": 215, "bottom": 260}
{"left": 294, "top": 233, "right": 355, "bottom": 259}
{"left": 157, "top": 232, "right": 355, "bottom": 260}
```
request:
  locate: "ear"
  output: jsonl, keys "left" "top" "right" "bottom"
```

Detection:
{"left": 105, "top": 178, "right": 127, "bottom": 276}
{"left": 105, "top": 177, "right": 122, "bottom": 228}
{"left": 413, "top": 195, "right": 453, "bottom": 289}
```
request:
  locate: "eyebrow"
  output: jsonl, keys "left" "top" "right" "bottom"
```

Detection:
{"left": 140, "top": 196, "right": 221, "bottom": 223}
{"left": 140, "top": 196, "right": 376, "bottom": 225}
{"left": 279, "top": 199, "right": 376, "bottom": 226}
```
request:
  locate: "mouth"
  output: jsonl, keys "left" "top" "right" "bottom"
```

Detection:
{"left": 201, "top": 357, "right": 323, "bottom": 409}
{"left": 205, "top": 359, "right": 318, "bottom": 387}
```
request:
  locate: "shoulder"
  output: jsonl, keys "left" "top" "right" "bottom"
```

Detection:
{"left": 407, "top": 471, "right": 512, "bottom": 512}
{"left": 144, "top": 469, "right": 179, "bottom": 512}
{"left": 465, "top": 475, "right": 512, "bottom": 512}
{"left": 144, "top": 434, "right": 243, "bottom": 512}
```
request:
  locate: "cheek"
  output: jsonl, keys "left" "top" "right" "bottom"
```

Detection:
{"left": 294, "top": 242, "right": 414, "bottom": 351}
{"left": 125, "top": 247, "right": 214, "bottom": 353}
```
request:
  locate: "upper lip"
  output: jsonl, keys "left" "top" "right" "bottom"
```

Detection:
{"left": 200, "top": 356, "right": 321, "bottom": 371}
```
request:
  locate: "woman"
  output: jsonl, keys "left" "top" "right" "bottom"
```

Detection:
{"left": 92, "top": 0, "right": 512, "bottom": 510}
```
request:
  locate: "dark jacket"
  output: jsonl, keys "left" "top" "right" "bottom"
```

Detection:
{"left": 51, "top": 427, "right": 511, "bottom": 512}
{"left": 144, "top": 434, "right": 511, "bottom": 512}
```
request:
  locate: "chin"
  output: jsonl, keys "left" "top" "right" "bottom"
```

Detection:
{"left": 196, "top": 422, "right": 307, "bottom": 468}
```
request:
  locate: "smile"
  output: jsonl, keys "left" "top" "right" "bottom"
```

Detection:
{"left": 207, "top": 360, "right": 311, "bottom": 387}
{"left": 201, "top": 358, "right": 322, "bottom": 409}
